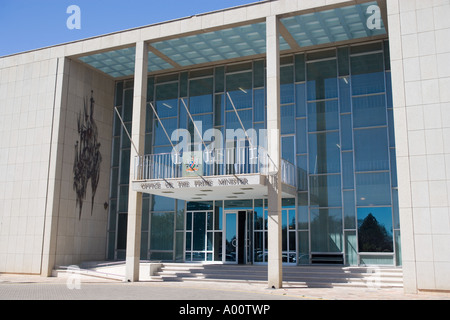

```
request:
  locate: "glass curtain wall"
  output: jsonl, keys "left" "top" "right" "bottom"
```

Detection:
{"left": 294, "top": 41, "right": 399, "bottom": 266}
{"left": 108, "top": 40, "right": 400, "bottom": 266}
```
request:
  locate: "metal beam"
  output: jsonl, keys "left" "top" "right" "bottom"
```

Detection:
{"left": 148, "top": 44, "right": 182, "bottom": 68}
{"left": 278, "top": 21, "right": 301, "bottom": 50}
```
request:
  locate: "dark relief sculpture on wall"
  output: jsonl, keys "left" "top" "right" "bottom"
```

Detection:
{"left": 73, "top": 90, "right": 102, "bottom": 220}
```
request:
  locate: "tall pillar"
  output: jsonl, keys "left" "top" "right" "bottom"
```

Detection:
{"left": 125, "top": 41, "right": 148, "bottom": 282}
{"left": 266, "top": 15, "right": 283, "bottom": 289}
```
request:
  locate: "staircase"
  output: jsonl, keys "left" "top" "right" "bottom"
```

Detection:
{"left": 151, "top": 263, "right": 403, "bottom": 288}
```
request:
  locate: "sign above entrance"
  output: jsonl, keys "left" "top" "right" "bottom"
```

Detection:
{"left": 131, "top": 173, "right": 296, "bottom": 201}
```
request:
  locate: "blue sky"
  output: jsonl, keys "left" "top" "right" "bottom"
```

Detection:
{"left": 0, "top": 0, "right": 260, "bottom": 57}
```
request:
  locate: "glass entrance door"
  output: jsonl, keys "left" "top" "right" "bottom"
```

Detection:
{"left": 225, "top": 212, "right": 237, "bottom": 263}
{"left": 224, "top": 210, "right": 254, "bottom": 264}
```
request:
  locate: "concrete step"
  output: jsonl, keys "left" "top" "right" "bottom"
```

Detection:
{"left": 154, "top": 263, "right": 404, "bottom": 288}
{"left": 54, "top": 261, "right": 403, "bottom": 288}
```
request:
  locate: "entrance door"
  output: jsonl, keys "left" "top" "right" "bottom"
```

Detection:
{"left": 224, "top": 210, "right": 254, "bottom": 264}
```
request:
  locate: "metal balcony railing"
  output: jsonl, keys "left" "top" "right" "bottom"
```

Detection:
{"left": 133, "top": 146, "right": 297, "bottom": 188}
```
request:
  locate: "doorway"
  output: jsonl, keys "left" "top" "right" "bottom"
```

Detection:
{"left": 224, "top": 210, "right": 254, "bottom": 264}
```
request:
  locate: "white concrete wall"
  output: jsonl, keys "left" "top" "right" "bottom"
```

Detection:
{"left": 387, "top": 0, "right": 450, "bottom": 292}
{"left": 0, "top": 50, "right": 59, "bottom": 274}
{"left": 0, "top": 48, "right": 114, "bottom": 274}
{"left": 52, "top": 58, "right": 114, "bottom": 269}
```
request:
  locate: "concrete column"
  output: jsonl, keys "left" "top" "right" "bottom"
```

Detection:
{"left": 125, "top": 41, "right": 148, "bottom": 282}
{"left": 41, "top": 57, "right": 69, "bottom": 277}
{"left": 266, "top": 15, "right": 283, "bottom": 289}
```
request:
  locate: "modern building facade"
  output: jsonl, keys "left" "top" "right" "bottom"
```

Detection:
{"left": 0, "top": 0, "right": 449, "bottom": 293}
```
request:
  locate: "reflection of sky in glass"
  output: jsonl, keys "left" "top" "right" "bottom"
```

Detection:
{"left": 357, "top": 207, "right": 393, "bottom": 236}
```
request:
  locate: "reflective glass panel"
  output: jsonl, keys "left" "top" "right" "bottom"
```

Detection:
{"left": 254, "top": 231, "right": 264, "bottom": 262}
{"left": 214, "top": 94, "right": 224, "bottom": 126}
{"left": 297, "top": 192, "right": 308, "bottom": 229}
{"left": 306, "top": 59, "right": 338, "bottom": 101}
{"left": 118, "top": 186, "right": 128, "bottom": 212}
{"left": 341, "top": 114, "right": 353, "bottom": 151}
{"left": 151, "top": 195, "right": 175, "bottom": 212}
{"left": 150, "top": 212, "right": 174, "bottom": 250}
{"left": 351, "top": 53, "right": 385, "bottom": 95}
{"left": 296, "top": 119, "right": 307, "bottom": 154}
{"left": 307, "top": 100, "right": 339, "bottom": 132}
{"left": 254, "top": 88, "right": 265, "bottom": 123}
{"left": 345, "top": 231, "right": 358, "bottom": 265}
{"left": 281, "top": 65, "right": 294, "bottom": 105}
{"left": 339, "top": 77, "right": 351, "bottom": 113}
{"left": 296, "top": 83, "right": 307, "bottom": 117}
{"left": 187, "top": 201, "right": 214, "bottom": 211}
{"left": 119, "top": 149, "right": 130, "bottom": 184}
{"left": 298, "top": 231, "right": 309, "bottom": 264}
{"left": 342, "top": 151, "right": 354, "bottom": 190}
{"left": 254, "top": 200, "right": 264, "bottom": 230}
{"left": 117, "top": 214, "right": 128, "bottom": 250}
{"left": 297, "top": 156, "right": 308, "bottom": 191}
{"left": 282, "top": 136, "right": 295, "bottom": 164}
{"left": 224, "top": 199, "right": 252, "bottom": 210}
{"left": 193, "top": 212, "right": 206, "bottom": 251}
{"left": 282, "top": 210, "right": 288, "bottom": 251}
{"left": 154, "top": 118, "right": 178, "bottom": 146}
{"left": 226, "top": 72, "right": 252, "bottom": 110}
{"left": 179, "top": 72, "right": 188, "bottom": 97}
{"left": 155, "top": 82, "right": 179, "bottom": 118}
{"left": 189, "top": 77, "right": 213, "bottom": 114}
{"left": 309, "top": 174, "right": 342, "bottom": 207}
{"left": 354, "top": 127, "right": 389, "bottom": 172}
{"left": 214, "top": 201, "right": 223, "bottom": 230}
{"left": 356, "top": 172, "right": 391, "bottom": 206}
{"left": 226, "top": 213, "right": 237, "bottom": 262}
{"left": 353, "top": 94, "right": 387, "bottom": 128}
{"left": 281, "top": 105, "right": 295, "bottom": 134}
{"left": 295, "top": 54, "right": 305, "bottom": 82}
{"left": 338, "top": 47, "right": 350, "bottom": 77}
{"left": 343, "top": 190, "right": 356, "bottom": 229}
{"left": 311, "top": 208, "right": 342, "bottom": 252}
{"left": 191, "top": 114, "right": 213, "bottom": 132}
{"left": 121, "top": 123, "right": 131, "bottom": 149}
{"left": 357, "top": 207, "right": 393, "bottom": 252}
{"left": 123, "top": 90, "right": 133, "bottom": 122}
{"left": 225, "top": 109, "right": 252, "bottom": 131}
{"left": 308, "top": 132, "right": 341, "bottom": 174}
{"left": 253, "top": 60, "right": 265, "bottom": 88}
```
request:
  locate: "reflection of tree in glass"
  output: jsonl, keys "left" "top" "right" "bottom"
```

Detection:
{"left": 358, "top": 213, "right": 393, "bottom": 252}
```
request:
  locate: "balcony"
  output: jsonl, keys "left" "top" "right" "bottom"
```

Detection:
{"left": 131, "top": 146, "right": 297, "bottom": 201}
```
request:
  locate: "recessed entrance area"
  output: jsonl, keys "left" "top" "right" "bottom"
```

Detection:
{"left": 184, "top": 208, "right": 255, "bottom": 265}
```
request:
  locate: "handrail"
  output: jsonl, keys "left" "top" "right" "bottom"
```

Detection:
{"left": 134, "top": 146, "right": 297, "bottom": 188}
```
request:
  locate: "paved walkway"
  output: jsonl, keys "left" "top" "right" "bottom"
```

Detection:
{"left": 1, "top": 273, "right": 450, "bottom": 301}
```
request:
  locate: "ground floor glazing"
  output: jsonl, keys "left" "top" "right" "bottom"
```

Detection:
{"left": 109, "top": 197, "right": 401, "bottom": 266}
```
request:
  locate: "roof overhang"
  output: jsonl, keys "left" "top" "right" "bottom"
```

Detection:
{"left": 75, "top": 0, "right": 388, "bottom": 79}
